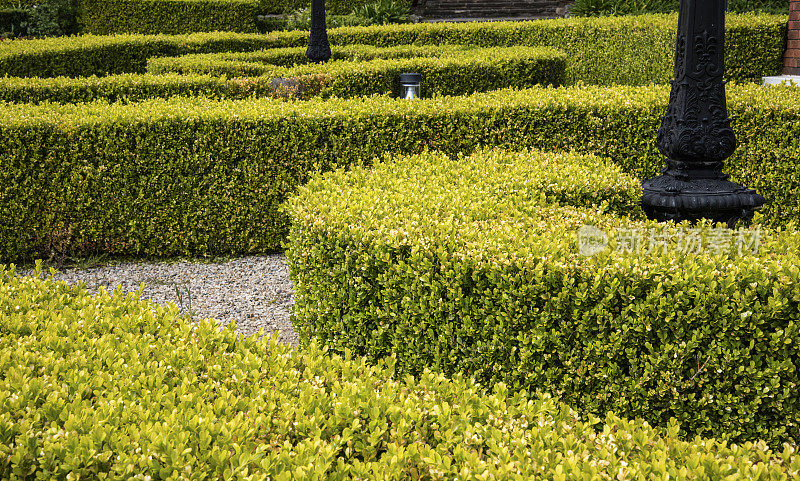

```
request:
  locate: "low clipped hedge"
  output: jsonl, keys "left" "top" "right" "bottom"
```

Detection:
{"left": 5, "top": 266, "right": 798, "bottom": 478}
{"left": 147, "top": 44, "right": 463, "bottom": 74}
{"left": 256, "top": 0, "right": 408, "bottom": 15}
{"left": 0, "top": 13, "right": 786, "bottom": 84}
{"left": 82, "top": 0, "right": 263, "bottom": 35}
{"left": 0, "top": 46, "right": 564, "bottom": 103}
{"left": 323, "top": 12, "right": 787, "bottom": 85}
{"left": 285, "top": 148, "right": 800, "bottom": 448}
{"left": 0, "top": 46, "right": 565, "bottom": 103}
{"left": 0, "top": 31, "right": 286, "bottom": 78}
{"left": 149, "top": 45, "right": 566, "bottom": 98}
{"left": 1, "top": 84, "right": 799, "bottom": 262}
{"left": 0, "top": 73, "right": 280, "bottom": 104}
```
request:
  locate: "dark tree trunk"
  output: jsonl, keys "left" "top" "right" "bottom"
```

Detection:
{"left": 306, "top": 0, "right": 331, "bottom": 63}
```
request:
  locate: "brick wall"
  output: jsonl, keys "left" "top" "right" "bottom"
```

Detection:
{"left": 786, "top": 0, "right": 800, "bottom": 75}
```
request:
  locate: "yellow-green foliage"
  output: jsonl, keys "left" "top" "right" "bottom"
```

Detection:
{"left": 82, "top": 0, "right": 263, "bottom": 35}
{"left": 0, "top": 13, "right": 785, "bottom": 84}
{"left": 0, "top": 73, "right": 277, "bottom": 104}
{"left": 0, "top": 46, "right": 565, "bottom": 103}
{"left": 255, "top": 0, "right": 408, "bottom": 15}
{"left": 148, "top": 45, "right": 566, "bottom": 99}
{"left": 0, "top": 83, "right": 798, "bottom": 262}
{"left": 0, "top": 31, "right": 291, "bottom": 78}
{"left": 285, "top": 148, "right": 800, "bottom": 448}
{"left": 147, "top": 44, "right": 476, "bottom": 75}
{"left": 0, "top": 45, "right": 564, "bottom": 103}
{"left": 324, "top": 12, "right": 786, "bottom": 85}
{"left": 2, "top": 264, "right": 799, "bottom": 478}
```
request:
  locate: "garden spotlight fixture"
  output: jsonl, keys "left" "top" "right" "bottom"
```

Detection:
{"left": 306, "top": 0, "right": 331, "bottom": 63}
{"left": 640, "top": 0, "right": 764, "bottom": 226}
{"left": 400, "top": 73, "right": 422, "bottom": 99}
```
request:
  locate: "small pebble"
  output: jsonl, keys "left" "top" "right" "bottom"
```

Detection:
{"left": 20, "top": 254, "right": 298, "bottom": 346}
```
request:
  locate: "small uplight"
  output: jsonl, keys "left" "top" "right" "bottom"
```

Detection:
{"left": 399, "top": 73, "right": 422, "bottom": 99}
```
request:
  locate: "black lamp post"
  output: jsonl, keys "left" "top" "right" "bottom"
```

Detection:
{"left": 641, "top": 0, "right": 764, "bottom": 226}
{"left": 306, "top": 0, "right": 331, "bottom": 63}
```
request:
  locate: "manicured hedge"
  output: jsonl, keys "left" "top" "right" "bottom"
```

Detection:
{"left": 0, "top": 73, "right": 279, "bottom": 103}
{"left": 82, "top": 0, "right": 262, "bottom": 35}
{"left": 149, "top": 45, "right": 566, "bottom": 98}
{"left": 4, "top": 266, "right": 798, "bottom": 478}
{"left": 256, "top": 0, "right": 409, "bottom": 15}
{"left": 0, "top": 46, "right": 564, "bottom": 103}
{"left": 324, "top": 12, "right": 787, "bottom": 85}
{"left": 0, "top": 31, "right": 291, "bottom": 78}
{"left": 147, "top": 44, "right": 459, "bottom": 73}
{"left": 1, "top": 83, "right": 798, "bottom": 262}
{"left": 285, "top": 147, "right": 800, "bottom": 448}
{"left": 0, "top": 13, "right": 786, "bottom": 84}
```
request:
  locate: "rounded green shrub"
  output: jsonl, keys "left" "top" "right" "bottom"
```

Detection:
{"left": 2, "top": 264, "right": 799, "bottom": 478}
{"left": 286, "top": 147, "right": 800, "bottom": 448}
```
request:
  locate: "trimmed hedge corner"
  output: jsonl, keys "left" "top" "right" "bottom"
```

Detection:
{"left": 2, "top": 265, "right": 800, "bottom": 478}
{"left": 0, "top": 84, "right": 798, "bottom": 262}
{"left": 285, "top": 148, "right": 800, "bottom": 448}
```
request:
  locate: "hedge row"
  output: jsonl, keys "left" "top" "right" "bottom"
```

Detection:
{"left": 0, "top": 73, "right": 278, "bottom": 104}
{"left": 0, "top": 13, "right": 786, "bottom": 84}
{"left": 0, "top": 46, "right": 565, "bottom": 102}
{"left": 0, "top": 31, "right": 287, "bottom": 78}
{"left": 322, "top": 12, "right": 788, "bottom": 85}
{"left": 149, "top": 44, "right": 461, "bottom": 72}
{"left": 0, "top": 44, "right": 429, "bottom": 103}
{"left": 285, "top": 147, "right": 800, "bottom": 448}
{"left": 4, "top": 266, "right": 798, "bottom": 478}
{"left": 2, "top": 0, "right": 399, "bottom": 36}
{"left": 1, "top": 83, "right": 798, "bottom": 262}
{"left": 255, "top": 0, "right": 408, "bottom": 15}
{"left": 149, "top": 45, "right": 566, "bottom": 98}
{"left": 81, "top": 0, "right": 263, "bottom": 35}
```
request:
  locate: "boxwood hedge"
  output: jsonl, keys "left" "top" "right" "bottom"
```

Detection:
{"left": 0, "top": 13, "right": 786, "bottom": 84}
{"left": 4, "top": 265, "right": 798, "bottom": 478}
{"left": 1, "top": 83, "right": 798, "bottom": 262}
{"left": 81, "top": 0, "right": 263, "bottom": 35}
{"left": 0, "top": 73, "right": 277, "bottom": 104}
{"left": 285, "top": 147, "right": 800, "bottom": 448}
{"left": 0, "top": 45, "right": 565, "bottom": 103}
{"left": 0, "top": 31, "right": 287, "bottom": 78}
{"left": 148, "top": 45, "right": 566, "bottom": 99}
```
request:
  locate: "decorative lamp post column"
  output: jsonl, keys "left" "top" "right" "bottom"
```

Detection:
{"left": 306, "top": 0, "right": 331, "bottom": 63}
{"left": 641, "top": 0, "right": 764, "bottom": 226}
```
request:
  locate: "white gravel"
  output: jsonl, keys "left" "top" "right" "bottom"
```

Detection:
{"left": 20, "top": 254, "right": 298, "bottom": 346}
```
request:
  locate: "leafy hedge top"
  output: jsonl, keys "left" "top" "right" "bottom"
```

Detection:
{"left": 2, "top": 264, "right": 799, "bottom": 478}
{"left": 149, "top": 44, "right": 473, "bottom": 71}
{"left": 287, "top": 148, "right": 800, "bottom": 266}
{"left": 147, "top": 44, "right": 565, "bottom": 78}
{"left": 0, "top": 12, "right": 785, "bottom": 83}
{"left": 2, "top": 82, "right": 796, "bottom": 131}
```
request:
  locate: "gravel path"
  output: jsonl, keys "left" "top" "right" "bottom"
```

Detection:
{"left": 21, "top": 254, "right": 298, "bottom": 346}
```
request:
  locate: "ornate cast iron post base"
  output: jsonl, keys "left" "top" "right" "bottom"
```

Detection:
{"left": 306, "top": 0, "right": 331, "bottom": 63}
{"left": 641, "top": 0, "right": 764, "bottom": 226}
